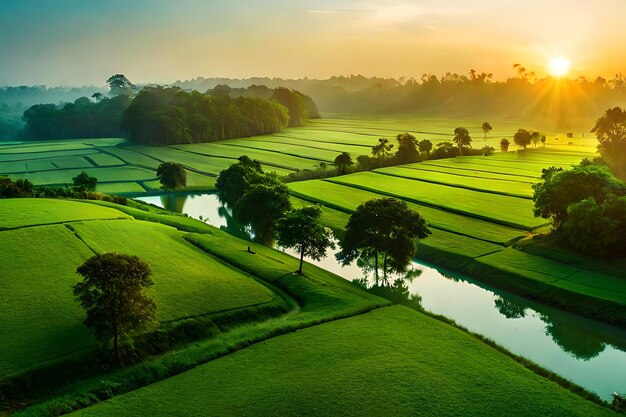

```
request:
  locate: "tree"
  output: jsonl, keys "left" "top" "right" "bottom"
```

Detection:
{"left": 215, "top": 156, "right": 263, "bottom": 206}
{"left": 500, "top": 138, "right": 510, "bottom": 152}
{"left": 72, "top": 171, "right": 97, "bottom": 192}
{"left": 514, "top": 128, "right": 532, "bottom": 149}
{"left": 541, "top": 134, "right": 547, "bottom": 148}
{"left": 530, "top": 131, "right": 541, "bottom": 147}
{"left": 107, "top": 74, "right": 134, "bottom": 96}
{"left": 234, "top": 180, "right": 292, "bottom": 245}
{"left": 591, "top": 107, "right": 626, "bottom": 178}
{"left": 395, "top": 133, "right": 420, "bottom": 164}
{"left": 271, "top": 87, "right": 308, "bottom": 127}
{"left": 74, "top": 253, "right": 156, "bottom": 363}
{"left": 276, "top": 206, "right": 335, "bottom": 274}
{"left": 336, "top": 198, "right": 431, "bottom": 285}
{"left": 156, "top": 162, "right": 187, "bottom": 190}
{"left": 92, "top": 92, "right": 103, "bottom": 102}
{"left": 453, "top": 127, "right": 472, "bottom": 155}
{"left": 334, "top": 152, "right": 354, "bottom": 175}
{"left": 532, "top": 162, "right": 625, "bottom": 228}
{"left": 418, "top": 139, "right": 433, "bottom": 157}
{"left": 482, "top": 145, "right": 495, "bottom": 156}
{"left": 371, "top": 137, "right": 394, "bottom": 167}
{"left": 482, "top": 122, "right": 493, "bottom": 142}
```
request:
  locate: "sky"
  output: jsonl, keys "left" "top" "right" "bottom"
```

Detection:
{"left": 0, "top": 0, "right": 625, "bottom": 86}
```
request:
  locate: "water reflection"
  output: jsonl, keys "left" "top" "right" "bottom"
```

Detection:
{"left": 136, "top": 193, "right": 626, "bottom": 400}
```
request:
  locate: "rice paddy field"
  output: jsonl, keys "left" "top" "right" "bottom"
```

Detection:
{"left": 0, "top": 199, "right": 279, "bottom": 378}
{"left": 0, "top": 116, "right": 596, "bottom": 195}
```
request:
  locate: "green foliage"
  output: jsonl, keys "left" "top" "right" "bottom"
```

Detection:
{"left": 532, "top": 162, "right": 625, "bottom": 228}
{"left": 333, "top": 152, "right": 354, "bottom": 175}
{"left": 276, "top": 205, "right": 335, "bottom": 274}
{"left": 482, "top": 145, "right": 495, "bottom": 156}
{"left": 106, "top": 74, "right": 135, "bottom": 97}
{"left": 337, "top": 198, "right": 431, "bottom": 283}
{"left": 562, "top": 196, "right": 626, "bottom": 255}
{"left": 234, "top": 179, "right": 292, "bottom": 245}
{"left": 453, "top": 127, "right": 472, "bottom": 155}
{"left": 0, "top": 176, "right": 33, "bottom": 198}
{"left": 430, "top": 141, "right": 459, "bottom": 159}
{"left": 215, "top": 156, "right": 264, "bottom": 206}
{"left": 122, "top": 87, "right": 289, "bottom": 145}
{"left": 21, "top": 94, "right": 131, "bottom": 140}
{"left": 156, "top": 162, "right": 187, "bottom": 190}
{"left": 418, "top": 139, "right": 433, "bottom": 156}
{"left": 271, "top": 87, "right": 309, "bottom": 127}
{"left": 371, "top": 137, "right": 394, "bottom": 166}
{"left": 74, "top": 253, "right": 156, "bottom": 362}
{"left": 500, "top": 138, "right": 510, "bottom": 152}
{"left": 72, "top": 171, "right": 98, "bottom": 192}
{"left": 394, "top": 133, "right": 420, "bottom": 164}
{"left": 514, "top": 128, "right": 532, "bottom": 149}
{"left": 592, "top": 107, "right": 626, "bottom": 178}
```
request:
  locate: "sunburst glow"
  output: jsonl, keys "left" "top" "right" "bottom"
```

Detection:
{"left": 548, "top": 57, "right": 571, "bottom": 77}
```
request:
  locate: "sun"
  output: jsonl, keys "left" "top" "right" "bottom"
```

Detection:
{"left": 548, "top": 57, "right": 570, "bottom": 78}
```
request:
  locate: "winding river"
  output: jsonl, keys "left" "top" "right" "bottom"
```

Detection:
{"left": 138, "top": 193, "right": 626, "bottom": 401}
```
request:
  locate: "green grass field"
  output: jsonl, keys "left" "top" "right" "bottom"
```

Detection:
{"left": 0, "top": 199, "right": 279, "bottom": 378}
{"left": 68, "top": 306, "right": 614, "bottom": 417}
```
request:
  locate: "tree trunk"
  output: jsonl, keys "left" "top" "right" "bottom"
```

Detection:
{"left": 374, "top": 251, "right": 379, "bottom": 286}
{"left": 299, "top": 246, "right": 305, "bottom": 275}
{"left": 383, "top": 252, "right": 388, "bottom": 284}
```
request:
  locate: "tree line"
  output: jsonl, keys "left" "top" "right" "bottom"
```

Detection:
{"left": 14, "top": 75, "right": 318, "bottom": 143}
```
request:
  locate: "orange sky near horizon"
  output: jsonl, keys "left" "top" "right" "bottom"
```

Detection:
{"left": 0, "top": 0, "right": 624, "bottom": 86}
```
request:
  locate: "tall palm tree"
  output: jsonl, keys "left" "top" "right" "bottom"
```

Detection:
{"left": 482, "top": 122, "right": 492, "bottom": 141}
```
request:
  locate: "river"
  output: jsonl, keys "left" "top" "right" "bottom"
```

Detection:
{"left": 137, "top": 192, "right": 626, "bottom": 401}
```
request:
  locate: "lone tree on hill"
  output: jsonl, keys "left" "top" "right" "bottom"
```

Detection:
{"left": 336, "top": 198, "right": 431, "bottom": 285}
{"left": 276, "top": 206, "right": 335, "bottom": 275}
{"left": 91, "top": 92, "right": 103, "bottom": 102}
{"left": 157, "top": 162, "right": 187, "bottom": 190}
{"left": 514, "top": 128, "right": 532, "bottom": 149}
{"left": 334, "top": 152, "right": 354, "bottom": 175}
{"left": 74, "top": 253, "right": 156, "bottom": 363}
{"left": 72, "top": 171, "right": 98, "bottom": 192}
{"left": 482, "top": 122, "right": 493, "bottom": 142}
{"left": 453, "top": 127, "right": 472, "bottom": 155}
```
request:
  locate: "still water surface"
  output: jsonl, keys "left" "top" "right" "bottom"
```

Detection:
{"left": 138, "top": 193, "right": 626, "bottom": 401}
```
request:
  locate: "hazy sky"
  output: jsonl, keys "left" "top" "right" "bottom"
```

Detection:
{"left": 1, "top": 0, "right": 624, "bottom": 86}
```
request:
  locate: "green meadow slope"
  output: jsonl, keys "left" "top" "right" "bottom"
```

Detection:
{"left": 70, "top": 306, "right": 614, "bottom": 417}
{"left": 0, "top": 199, "right": 280, "bottom": 378}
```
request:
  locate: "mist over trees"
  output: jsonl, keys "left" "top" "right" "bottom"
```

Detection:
{"left": 175, "top": 72, "right": 626, "bottom": 128}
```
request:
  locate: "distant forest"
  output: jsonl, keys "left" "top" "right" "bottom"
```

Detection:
{"left": 6, "top": 79, "right": 318, "bottom": 144}
{"left": 4, "top": 68, "right": 626, "bottom": 140}
{"left": 177, "top": 71, "right": 626, "bottom": 129}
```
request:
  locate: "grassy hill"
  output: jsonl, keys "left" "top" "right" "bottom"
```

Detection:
{"left": 0, "top": 199, "right": 282, "bottom": 379}
{"left": 1, "top": 197, "right": 619, "bottom": 416}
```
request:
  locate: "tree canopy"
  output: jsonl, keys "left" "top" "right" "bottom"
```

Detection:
{"left": 482, "top": 122, "right": 493, "bottom": 141}
{"left": 453, "top": 127, "right": 472, "bottom": 155}
{"left": 72, "top": 171, "right": 98, "bottom": 192}
{"left": 334, "top": 152, "right": 354, "bottom": 175}
{"left": 215, "top": 155, "right": 264, "bottom": 206}
{"left": 395, "top": 133, "right": 420, "bottom": 164}
{"left": 513, "top": 128, "right": 532, "bottom": 149}
{"left": 592, "top": 107, "right": 626, "bottom": 178}
{"left": 336, "top": 198, "right": 431, "bottom": 284}
{"left": 157, "top": 162, "right": 187, "bottom": 190}
{"left": 276, "top": 206, "right": 335, "bottom": 274}
{"left": 73, "top": 253, "right": 156, "bottom": 362}
{"left": 532, "top": 161, "right": 625, "bottom": 228}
